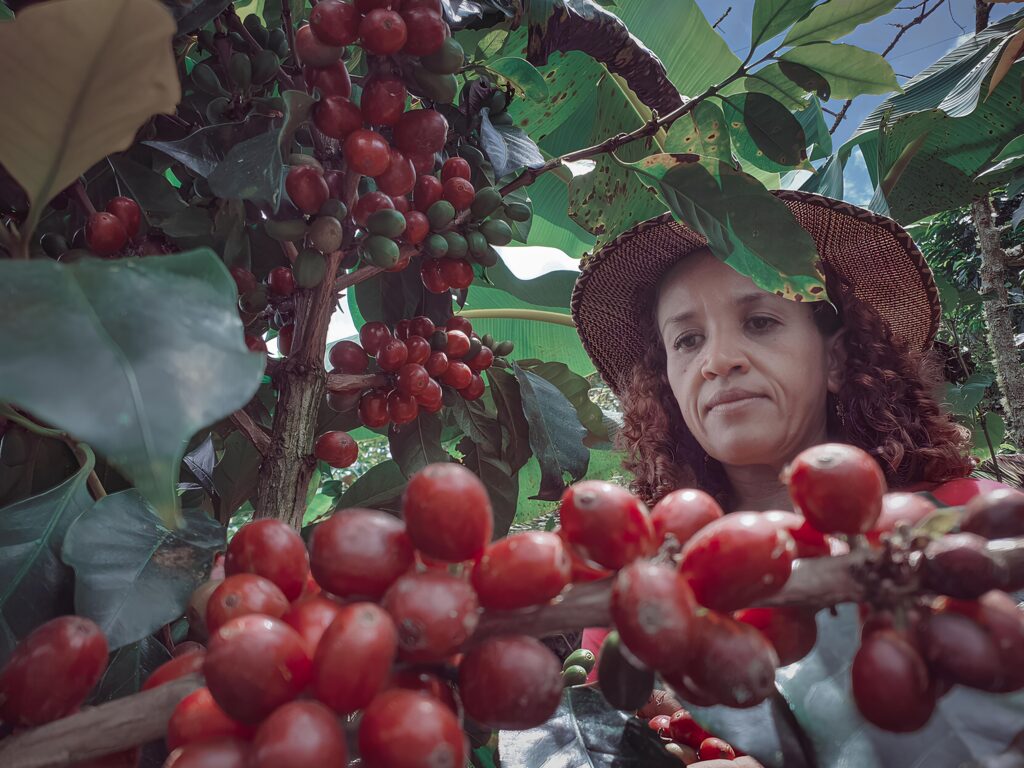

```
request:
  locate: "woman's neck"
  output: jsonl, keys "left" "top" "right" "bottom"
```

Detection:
{"left": 722, "top": 463, "right": 794, "bottom": 512}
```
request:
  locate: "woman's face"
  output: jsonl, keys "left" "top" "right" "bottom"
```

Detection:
{"left": 655, "top": 249, "right": 843, "bottom": 470}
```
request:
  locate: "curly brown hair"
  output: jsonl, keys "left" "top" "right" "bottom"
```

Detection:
{"left": 616, "top": 263, "right": 975, "bottom": 510}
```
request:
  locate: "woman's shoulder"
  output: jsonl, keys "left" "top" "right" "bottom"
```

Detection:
{"left": 900, "top": 476, "right": 1016, "bottom": 507}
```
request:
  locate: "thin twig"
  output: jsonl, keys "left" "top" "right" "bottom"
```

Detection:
{"left": 712, "top": 6, "right": 732, "bottom": 30}
{"left": 229, "top": 408, "right": 272, "bottom": 456}
{"left": 325, "top": 372, "right": 390, "bottom": 392}
{"left": 71, "top": 181, "right": 96, "bottom": 216}
{"left": 333, "top": 263, "right": 383, "bottom": 292}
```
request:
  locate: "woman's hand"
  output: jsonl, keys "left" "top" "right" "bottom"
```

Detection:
{"left": 690, "top": 759, "right": 764, "bottom": 768}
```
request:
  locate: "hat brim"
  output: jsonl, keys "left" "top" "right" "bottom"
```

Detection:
{"left": 570, "top": 190, "right": 941, "bottom": 396}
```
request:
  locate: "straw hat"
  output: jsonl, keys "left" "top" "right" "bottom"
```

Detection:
{"left": 570, "top": 190, "right": 941, "bottom": 396}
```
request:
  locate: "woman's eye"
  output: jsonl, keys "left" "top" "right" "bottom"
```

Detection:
{"left": 748, "top": 316, "right": 778, "bottom": 331}
{"left": 673, "top": 333, "right": 701, "bottom": 351}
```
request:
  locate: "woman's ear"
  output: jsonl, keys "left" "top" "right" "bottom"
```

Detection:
{"left": 825, "top": 328, "right": 846, "bottom": 394}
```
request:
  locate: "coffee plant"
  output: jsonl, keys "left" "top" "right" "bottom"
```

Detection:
{"left": 1, "top": 0, "right": 1023, "bottom": 766}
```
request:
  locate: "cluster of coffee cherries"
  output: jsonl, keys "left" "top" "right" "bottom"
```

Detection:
{"left": 323, "top": 314, "right": 513, "bottom": 429}
{"left": 647, "top": 704, "right": 740, "bottom": 763}
{"left": 37, "top": 196, "right": 144, "bottom": 261}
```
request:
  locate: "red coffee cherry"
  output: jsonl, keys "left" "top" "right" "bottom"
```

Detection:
{"left": 441, "top": 157, "right": 471, "bottom": 183}
{"left": 784, "top": 442, "right": 886, "bottom": 534}
{"left": 305, "top": 60, "right": 352, "bottom": 98}
{"left": 310, "top": 508, "right": 415, "bottom": 599}
{"left": 458, "top": 635, "right": 563, "bottom": 729}
{"left": 459, "top": 373, "right": 485, "bottom": 401}
{"left": 441, "top": 258, "right": 474, "bottom": 290}
{"left": 163, "top": 739, "right": 250, "bottom": 768}
{"left": 0, "top": 616, "right": 108, "bottom": 726}
{"left": 559, "top": 480, "right": 656, "bottom": 570}
{"left": 360, "top": 9, "right": 407, "bottom": 54}
{"left": 397, "top": 363, "right": 430, "bottom": 396}
{"left": 394, "top": 108, "right": 449, "bottom": 157}
{"left": 471, "top": 531, "right": 572, "bottom": 610}
{"left": 442, "top": 177, "right": 474, "bottom": 211}
{"left": 682, "top": 611, "right": 779, "bottom": 708}
{"left": 386, "top": 669, "right": 458, "bottom": 712}
{"left": 382, "top": 571, "right": 480, "bottom": 662}
{"left": 666, "top": 708, "right": 712, "bottom": 748}
{"left": 229, "top": 266, "right": 257, "bottom": 295}
{"left": 277, "top": 324, "right": 294, "bottom": 356}
{"left": 245, "top": 335, "right": 267, "bottom": 353}
{"left": 374, "top": 148, "right": 417, "bottom": 197}
{"left": 405, "top": 334, "right": 431, "bottom": 365}
{"left": 167, "top": 687, "right": 253, "bottom": 750}
{"left": 417, "top": 376, "right": 443, "bottom": 404}
{"left": 286, "top": 166, "right": 329, "bottom": 215}
{"left": 761, "top": 510, "right": 833, "bottom": 558}
{"left": 105, "top": 196, "right": 141, "bottom": 238}
{"left": 225, "top": 519, "right": 310, "bottom": 601}
{"left": 361, "top": 74, "right": 408, "bottom": 127}
{"left": 143, "top": 648, "right": 206, "bottom": 691}
{"left": 446, "top": 316, "right": 474, "bottom": 336}
{"left": 938, "top": 590, "right": 1024, "bottom": 692}
{"left": 679, "top": 512, "right": 797, "bottom": 611}
{"left": 86, "top": 211, "right": 128, "bottom": 256}
{"left": 355, "top": 0, "right": 392, "bottom": 10}
{"left": 313, "top": 603, "right": 398, "bottom": 714}
{"left": 466, "top": 345, "right": 494, "bottom": 372}
{"left": 961, "top": 487, "right": 1024, "bottom": 539}
{"left": 359, "top": 320, "right": 392, "bottom": 355}
{"left": 611, "top": 561, "right": 698, "bottom": 674}
{"left": 357, "top": 689, "right": 465, "bottom": 768}
{"left": 425, "top": 350, "right": 449, "bottom": 377}
{"left": 852, "top": 628, "right": 935, "bottom": 732}
{"left": 294, "top": 24, "right": 343, "bottom": 68}
{"left": 314, "top": 430, "right": 359, "bottom": 468}
{"left": 443, "top": 329, "right": 470, "bottom": 358}
{"left": 650, "top": 488, "right": 723, "bottom": 548}
{"left": 251, "top": 701, "right": 347, "bottom": 768}
{"left": 392, "top": 194, "right": 411, "bottom": 213}
{"left": 313, "top": 96, "right": 363, "bottom": 140}
{"left": 344, "top": 129, "right": 392, "bottom": 176}
{"left": 403, "top": 462, "right": 494, "bottom": 562}
{"left": 206, "top": 574, "right": 290, "bottom": 634}
{"left": 871, "top": 492, "right": 937, "bottom": 536}
{"left": 402, "top": 0, "right": 442, "bottom": 10}
{"left": 329, "top": 340, "right": 369, "bottom": 373}
{"left": 918, "top": 602, "right": 1003, "bottom": 691}
{"left": 404, "top": 211, "right": 430, "bottom": 244}
{"left": 413, "top": 174, "right": 444, "bottom": 213}
{"left": 309, "top": 0, "right": 360, "bottom": 46}
{"left": 267, "top": 266, "right": 296, "bottom": 297}
{"left": 420, "top": 258, "right": 450, "bottom": 294}
{"left": 698, "top": 738, "right": 736, "bottom": 761}
{"left": 387, "top": 390, "right": 419, "bottom": 425}
{"left": 376, "top": 337, "right": 409, "bottom": 372}
{"left": 359, "top": 389, "right": 391, "bottom": 428}
{"left": 734, "top": 606, "right": 818, "bottom": 666}
{"left": 923, "top": 532, "right": 1005, "bottom": 599}
{"left": 401, "top": 8, "right": 448, "bottom": 56}
{"left": 282, "top": 596, "right": 344, "bottom": 657}
{"left": 409, "top": 315, "right": 435, "bottom": 339}
{"left": 353, "top": 190, "right": 395, "bottom": 226}
{"left": 203, "top": 615, "right": 313, "bottom": 724}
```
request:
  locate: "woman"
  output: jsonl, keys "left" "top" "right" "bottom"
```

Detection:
{"left": 567, "top": 191, "right": 1024, "bottom": 767}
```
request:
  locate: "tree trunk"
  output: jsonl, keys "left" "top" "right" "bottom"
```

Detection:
{"left": 253, "top": 250, "right": 343, "bottom": 530}
{"left": 971, "top": 197, "right": 1024, "bottom": 447}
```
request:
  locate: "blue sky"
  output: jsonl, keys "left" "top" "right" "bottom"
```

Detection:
{"left": 694, "top": 0, "right": 1018, "bottom": 204}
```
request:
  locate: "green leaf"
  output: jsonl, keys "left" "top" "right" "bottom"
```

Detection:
{"left": 0, "top": 446, "right": 95, "bottom": 663}
{"left": 944, "top": 372, "right": 994, "bottom": 416}
{"left": 449, "top": 399, "right": 501, "bottom": 455}
{"left": 520, "top": 361, "right": 608, "bottom": 441}
{"left": 209, "top": 129, "right": 284, "bottom": 208}
{"left": 485, "top": 255, "right": 577, "bottom": 311}
{"left": 0, "top": 251, "right": 265, "bottom": 527}
{"left": 744, "top": 62, "right": 813, "bottom": 111}
{"left": 665, "top": 100, "right": 732, "bottom": 163}
{"left": 108, "top": 154, "right": 187, "bottom": 226}
{"left": 89, "top": 635, "right": 172, "bottom": 704}
{"left": 781, "top": 43, "right": 900, "bottom": 99}
{"left": 0, "top": 3, "right": 13, "bottom": 22}
{"left": 778, "top": 60, "right": 830, "bottom": 100}
{"left": 486, "top": 368, "right": 533, "bottom": 474}
{"left": 796, "top": 97, "right": 833, "bottom": 160}
{"left": 479, "top": 109, "right": 546, "bottom": 179}
{"left": 172, "top": 0, "right": 235, "bottom": 34}
{"left": 783, "top": 0, "right": 900, "bottom": 48}
{"left": 798, "top": 153, "right": 844, "bottom": 198}
{"left": 461, "top": 441, "right": 519, "bottom": 539}
{"left": 484, "top": 57, "right": 550, "bottom": 100}
{"left": 333, "top": 459, "right": 407, "bottom": 515}
{"left": 720, "top": 92, "right": 809, "bottom": 171}
{"left": 62, "top": 490, "right": 223, "bottom": 649}
{"left": 212, "top": 431, "right": 262, "bottom": 520}
{"left": 513, "top": 363, "right": 588, "bottom": 501}
{"left": 145, "top": 116, "right": 277, "bottom": 179}
{"left": 389, "top": 413, "right": 450, "bottom": 479}
{"left": 0, "top": 0, "right": 180, "bottom": 242}
{"left": 750, "top": 0, "right": 814, "bottom": 49}
{"left": 930, "top": 270, "right": 960, "bottom": 313}
{"left": 625, "top": 155, "right": 826, "bottom": 301}
{"left": 972, "top": 411, "right": 1007, "bottom": 457}
{"left": 976, "top": 134, "right": 1024, "bottom": 179}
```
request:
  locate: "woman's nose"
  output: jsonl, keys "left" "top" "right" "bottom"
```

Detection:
{"left": 700, "top": 331, "right": 750, "bottom": 380}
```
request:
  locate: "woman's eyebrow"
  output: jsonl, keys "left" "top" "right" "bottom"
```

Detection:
{"left": 660, "top": 292, "right": 768, "bottom": 334}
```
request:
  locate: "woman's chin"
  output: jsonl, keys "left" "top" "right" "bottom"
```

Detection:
{"left": 707, "top": 436, "right": 786, "bottom": 468}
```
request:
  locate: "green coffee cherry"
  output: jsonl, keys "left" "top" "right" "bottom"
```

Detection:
{"left": 467, "top": 231, "right": 489, "bottom": 258}
{"left": 229, "top": 52, "right": 252, "bottom": 90}
{"left": 240, "top": 285, "right": 268, "bottom": 313}
{"left": 288, "top": 153, "right": 324, "bottom": 173}
{"left": 505, "top": 202, "right": 532, "bottom": 222}
{"left": 243, "top": 14, "right": 270, "bottom": 48}
{"left": 425, "top": 233, "right": 449, "bottom": 258}
{"left": 431, "top": 329, "right": 448, "bottom": 350}
{"left": 197, "top": 29, "right": 216, "bottom": 53}
{"left": 252, "top": 50, "right": 281, "bottom": 85}
{"left": 459, "top": 144, "right": 486, "bottom": 167}
{"left": 563, "top": 648, "right": 597, "bottom": 673}
{"left": 475, "top": 245, "right": 500, "bottom": 268}
{"left": 294, "top": 248, "right": 327, "bottom": 288}
{"left": 318, "top": 199, "right": 348, "bottom": 220}
{"left": 308, "top": 216, "right": 343, "bottom": 253}
{"left": 268, "top": 28, "right": 289, "bottom": 58}
{"left": 470, "top": 187, "right": 503, "bottom": 220}
{"left": 561, "top": 665, "right": 589, "bottom": 687}
{"left": 443, "top": 231, "right": 468, "bottom": 259}
{"left": 464, "top": 336, "right": 482, "bottom": 361}
{"left": 420, "top": 37, "right": 465, "bottom": 75}
{"left": 413, "top": 68, "right": 457, "bottom": 105}
{"left": 481, "top": 218, "right": 513, "bottom": 246}
{"left": 228, "top": 31, "right": 246, "bottom": 49}
{"left": 264, "top": 218, "right": 307, "bottom": 243}
{"left": 367, "top": 209, "right": 407, "bottom": 239}
{"left": 191, "top": 62, "right": 226, "bottom": 96}
{"left": 39, "top": 232, "right": 68, "bottom": 258}
{"left": 494, "top": 340, "right": 514, "bottom": 357}
{"left": 362, "top": 235, "right": 401, "bottom": 268}
{"left": 427, "top": 200, "right": 456, "bottom": 231}
{"left": 597, "top": 632, "right": 654, "bottom": 711}
{"left": 481, "top": 333, "right": 494, "bottom": 349}
{"left": 205, "top": 96, "right": 232, "bottom": 123}
{"left": 489, "top": 90, "right": 509, "bottom": 113}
